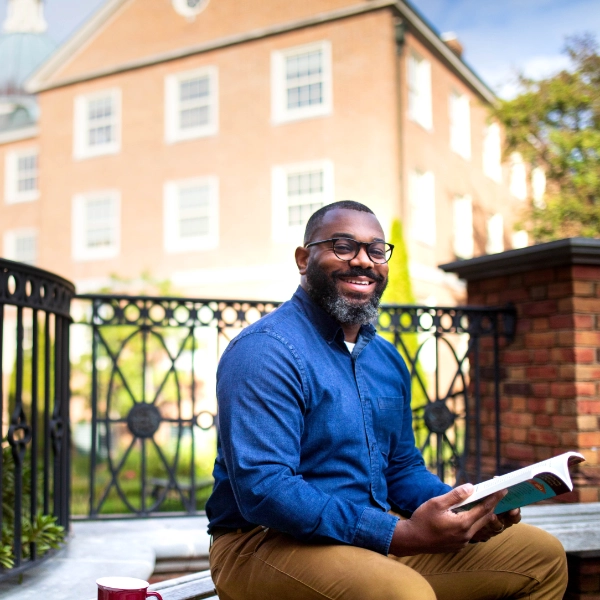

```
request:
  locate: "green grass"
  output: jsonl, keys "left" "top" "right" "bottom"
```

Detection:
{"left": 70, "top": 431, "right": 216, "bottom": 516}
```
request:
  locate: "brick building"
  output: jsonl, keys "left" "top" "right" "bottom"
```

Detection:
{"left": 1, "top": 0, "right": 530, "bottom": 302}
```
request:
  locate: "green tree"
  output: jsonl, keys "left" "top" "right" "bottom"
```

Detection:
{"left": 497, "top": 34, "right": 600, "bottom": 242}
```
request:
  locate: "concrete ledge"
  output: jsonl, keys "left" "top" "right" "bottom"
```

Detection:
{"left": 521, "top": 502, "right": 600, "bottom": 558}
{"left": 2, "top": 504, "right": 598, "bottom": 599}
{"left": 150, "top": 571, "right": 217, "bottom": 599}
{"left": 0, "top": 516, "right": 210, "bottom": 600}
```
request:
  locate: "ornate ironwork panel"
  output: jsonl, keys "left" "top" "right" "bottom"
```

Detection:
{"left": 0, "top": 259, "right": 74, "bottom": 580}
{"left": 73, "top": 294, "right": 514, "bottom": 518}
{"left": 72, "top": 295, "right": 279, "bottom": 518}
{"left": 377, "top": 304, "right": 516, "bottom": 485}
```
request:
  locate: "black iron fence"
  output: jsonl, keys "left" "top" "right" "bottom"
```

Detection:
{"left": 0, "top": 259, "right": 74, "bottom": 580}
{"left": 377, "top": 303, "right": 516, "bottom": 485}
{"left": 70, "top": 295, "right": 280, "bottom": 518}
{"left": 71, "top": 293, "right": 515, "bottom": 519}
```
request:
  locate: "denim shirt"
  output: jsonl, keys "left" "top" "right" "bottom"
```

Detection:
{"left": 206, "top": 286, "right": 450, "bottom": 555}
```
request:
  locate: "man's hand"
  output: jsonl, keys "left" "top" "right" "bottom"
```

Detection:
{"left": 469, "top": 507, "right": 521, "bottom": 543}
{"left": 389, "top": 484, "right": 507, "bottom": 557}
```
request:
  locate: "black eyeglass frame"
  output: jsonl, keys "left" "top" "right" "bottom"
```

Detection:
{"left": 304, "top": 237, "right": 395, "bottom": 264}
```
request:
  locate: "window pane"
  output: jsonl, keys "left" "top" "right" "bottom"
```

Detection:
{"left": 453, "top": 196, "right": 473, "bottom": 259}
{"left": 483, "top": 123, "right": 502, "bottom": 182}
{"left": 87, "top": 95, "right": 115, "bottom": 147}
{"left": 285, "top": 49, "right": 324, "bottom": 110}
{"left": 88, "top": 97, "right": 112, "bottom": 120}
{"left": 180, "top": 216, "right": 209, "bottom": 237}
{"left": 408, "top": 53, "right": 432, "bottom": 129}
{"left": 178, "top": 186, "right": 211, "bottom": 239}
{"left": 409, "top": 170, "right": 436, "bottom": 245}
{"left": 486, "top": 213, "right": 504, "bottom": 254}
{"left": 180, "top": 77, "right": 209, "bottom": 101}
{"left": 16, "top": 153, "right": 38, "bottom": 193}
{"left": 14, "top": 234, "right": 37, "bottom": 265}
{"left": 85, "top": 198, "right": 114, "bottom": 248}
{"left": 288, "top": 202, "right": 323, "bottom": 227}
{"left": 180, "top": 106, "right": 209, "bottom": 129}
{"left": 286, "top": 168, "right": 325, "bottom": 227}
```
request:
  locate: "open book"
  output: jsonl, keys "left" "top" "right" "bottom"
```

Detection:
{"left": 451, "top": 451, "right": 585, "bottom": 514}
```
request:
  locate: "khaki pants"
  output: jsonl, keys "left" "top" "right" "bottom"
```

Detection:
{"left": 209, "top": 523, "right": 567, "bottom": 599}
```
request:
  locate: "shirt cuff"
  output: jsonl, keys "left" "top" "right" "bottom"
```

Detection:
{"left": 353, "top": 507, "right": 399, "bottom": 555}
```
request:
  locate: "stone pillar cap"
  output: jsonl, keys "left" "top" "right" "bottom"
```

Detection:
{"left": 440, "top": 237, "right": 600, "bottom": 282}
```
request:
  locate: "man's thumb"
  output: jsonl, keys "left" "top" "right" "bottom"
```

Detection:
{"left": 439, "top": 484, "right": 474, "bottom": 509}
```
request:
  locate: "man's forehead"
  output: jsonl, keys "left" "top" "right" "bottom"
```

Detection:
{"left": 317, "top": 208, "right": 384, "bottom": 238}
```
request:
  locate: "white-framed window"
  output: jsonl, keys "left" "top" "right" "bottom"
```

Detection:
{"left": 509, "top": 152, "right": 527, "bottom": 200}
{"left": 165, "top": 66, "right": 219, "bottom": 143}
{"left": 407, "top": 51, "right": 432, "bottom": 130}
{"left": 3, "top": 228, "right": 38, "bottom": 265}
{"left": 271, "top": 160, "right": 334, "bottom": 243}
{"left": 449, "top": 91, "right": 471, "bottom": 159}
{"left": 486, "top": 213, "right": 504, "bottom": 254}
{"left": 4, "top": 148, "right": 39, "bottom": 204}
{"left": 72, "top": 190, "right": 120, "bottom": 261}
{"left": 73, "top": 89, "right": 121, "bottom": 159}
{"left": 164, "top": 176, "right": 219, "bottom": 253}
{"left": 452, "top": 195, "right": 473, "bottom": 259}
{"left": 409, "top": 170, "right": 436, "bottom": 246}
{"left": 512, "top": 230, "right": 529, "bottom": 249}
{"left": 483, "top": 122, "right": 502, "bottom": 182}
{"left": 171, "top": 0, "right": 210, "bottom": 18}
{"left": 271, "top": 41, "right": 332, "bottom": 124}
{"left": 532, "top": 166, "right": 546, "bottom": 208}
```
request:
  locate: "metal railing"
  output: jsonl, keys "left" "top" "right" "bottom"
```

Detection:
{"left": 71, "top": 293, "right": 515, "bottom": 519}
{"left": 0, "top": 259, "right": 74, "bottom": 580}
{"left": 377, "top": 303, "right": 516, "bottom": 484}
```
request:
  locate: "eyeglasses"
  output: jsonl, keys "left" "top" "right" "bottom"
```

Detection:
{"left": 304, "top": 237, "right": 394, "bottom": 264}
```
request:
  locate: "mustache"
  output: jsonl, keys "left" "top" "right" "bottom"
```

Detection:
{"left": 332, "top": 267, "right": 385, "bottom": 283}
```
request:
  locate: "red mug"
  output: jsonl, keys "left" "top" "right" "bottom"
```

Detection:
{"left": 97, "top": 577, "right": 163, "bottom": 600}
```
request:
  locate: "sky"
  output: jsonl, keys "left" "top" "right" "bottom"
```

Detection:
{"left": 1, "top": 0, "right": 598, "bottom": 98}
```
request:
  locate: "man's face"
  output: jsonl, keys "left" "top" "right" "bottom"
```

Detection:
{"left": 298, "top": 208, "right": 389, "bottom": 325}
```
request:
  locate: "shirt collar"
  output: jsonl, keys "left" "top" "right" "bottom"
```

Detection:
{"left": 291, "top": 286, "right": 377, "bottom": 347}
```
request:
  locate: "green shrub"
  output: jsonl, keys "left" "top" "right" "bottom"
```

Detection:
{"left": 1, "top": 444, "right": 65, "bottom": 570}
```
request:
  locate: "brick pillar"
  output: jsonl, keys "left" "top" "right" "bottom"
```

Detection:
{"left": 441, "top": 238, "right": 600, "bottom": 502}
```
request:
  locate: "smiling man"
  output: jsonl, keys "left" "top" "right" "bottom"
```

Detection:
{"left": 206, "top": 201, "right": 567, "bottom": 600}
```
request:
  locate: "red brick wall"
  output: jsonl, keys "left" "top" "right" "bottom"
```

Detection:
{"left": 565, "top": 555, "right": 600, "bottom": 600}
{"left": 466, "top": 264, "right": 600, "bottom": 501}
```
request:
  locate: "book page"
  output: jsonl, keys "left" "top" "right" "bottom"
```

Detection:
{"left": 450, "top": 451, "right": 584, "bottom": 512}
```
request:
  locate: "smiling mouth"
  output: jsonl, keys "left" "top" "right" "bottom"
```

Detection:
{"left": 341, "top": 278, "right": 373, "bottom": 286}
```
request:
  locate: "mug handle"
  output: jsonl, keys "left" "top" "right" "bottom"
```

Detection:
{"left": 147, "top": 593, "right": 163, "bottom": 600}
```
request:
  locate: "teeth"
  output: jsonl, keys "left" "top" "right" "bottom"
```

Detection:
{"left": 346, "top": 280, "right": 370, "bottom": 285}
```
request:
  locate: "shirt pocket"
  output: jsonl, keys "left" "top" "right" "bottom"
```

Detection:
{"left": 374, "top": 395, "right": 404, "bottom": 455}
{"left": 377, "top": 396, "right": 403, "bottom": 411}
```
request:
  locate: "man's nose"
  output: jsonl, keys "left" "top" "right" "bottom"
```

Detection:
{"left": 348, "top": 244, "right": 373, "bottom": 268}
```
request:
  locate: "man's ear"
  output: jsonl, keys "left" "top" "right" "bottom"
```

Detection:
{"left": 295, "top": 246, "right": 309, "bottom": 275}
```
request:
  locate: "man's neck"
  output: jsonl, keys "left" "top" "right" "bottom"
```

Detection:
{"left": 341, "top": 323, "right": 361, "bottom": 343}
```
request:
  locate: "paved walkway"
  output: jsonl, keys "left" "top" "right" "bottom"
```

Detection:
{"left": 0, "top": 516, "right": 210, "bottom": 600}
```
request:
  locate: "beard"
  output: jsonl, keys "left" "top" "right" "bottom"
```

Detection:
{"left": 305, "top": 260, "right": 388, "bottom": 326}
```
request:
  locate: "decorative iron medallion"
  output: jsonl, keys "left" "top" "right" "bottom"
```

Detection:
{"left": 171, "top": 0, "right": 209, "bottom": 18}
{"left": 127, "top": 403, "right": 162, "bottom": 438}
{"left": 423, "top": 400, "right": 455, "bottom": 434}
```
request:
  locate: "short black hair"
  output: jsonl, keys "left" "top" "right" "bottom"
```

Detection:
{"left": 303, "top": 201, "right": 375, "bottom": 245}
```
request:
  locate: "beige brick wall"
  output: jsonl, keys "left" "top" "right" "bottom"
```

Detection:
{"left": 52, "top": 0, "right": 373, "bottom": 83}
{"left": 400, "top": 32, "right": 519, "bottom": 304}
{"left": 0, "top": 135, "right": 42, "bottom": 257}
{"left": 2, "top": 1, "right": 523, "bottom": 303}
{"left": 36, "top": 9, "right": 402, "bottom": 299}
